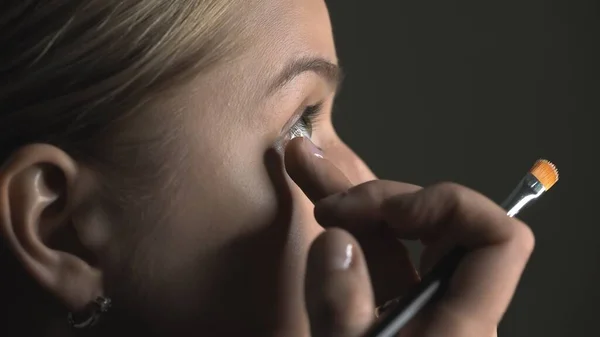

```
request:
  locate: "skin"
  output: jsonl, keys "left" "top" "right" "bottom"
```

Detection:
{"left": 0, "top": 0, "right": 534, "bottom": 336}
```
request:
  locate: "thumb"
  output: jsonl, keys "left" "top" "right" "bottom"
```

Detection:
{"left": 305, "top": 228, "right": 375, "bottom": 337}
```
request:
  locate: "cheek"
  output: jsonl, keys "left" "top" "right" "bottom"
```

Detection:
{"left": 167, "top": 132, "right": 323, "bottom": 270}
{"left": 116, "top": 141, "right": 288, "bottom": 313}
{"left": 152, "top": 138, "right": 322, "bottom": 318}
{"left": 183, "top": 143, "right": 281, "bottom": 244}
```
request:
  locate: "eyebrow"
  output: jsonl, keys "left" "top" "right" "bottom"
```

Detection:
{"left": 267, "top": 57, "right": 343, "bottom": 96}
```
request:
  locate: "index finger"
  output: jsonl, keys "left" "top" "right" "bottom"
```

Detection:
{"left": 284, "top": 137, "right": 353, "bottom": 202}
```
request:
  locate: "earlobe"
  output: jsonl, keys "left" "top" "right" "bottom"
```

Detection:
{"left": 0, "top": 144, "right": 104, "bottom": 312}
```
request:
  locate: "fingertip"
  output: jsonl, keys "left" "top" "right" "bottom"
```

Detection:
{"left": 307, "top": 228, "right": 360, "bottom": 272}
{"left": 283, "top": 137, "right": 309, "bottom": 176}
{"left": 284, "top": 137, "right": 323, "bottom": 166}
{"left": 509, "top": 220, "right": 535, "bottom": 259}
{"left": 284, "top": 137, "right": 352, "bottom": 202}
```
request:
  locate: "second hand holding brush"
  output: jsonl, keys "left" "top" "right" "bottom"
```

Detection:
{"left": 284, "top": 137, "right": 548, "bottom": 337}
{"left": 367, "top": 159, "right": 559, "bottom": 337}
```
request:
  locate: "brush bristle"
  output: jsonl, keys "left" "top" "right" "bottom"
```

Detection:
{"left": 530, "top": 159, "right": 559, "bottom": 190}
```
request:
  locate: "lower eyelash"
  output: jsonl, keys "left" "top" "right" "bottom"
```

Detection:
{"left": 289, "top": 123, "right": 309, "bottom": 139}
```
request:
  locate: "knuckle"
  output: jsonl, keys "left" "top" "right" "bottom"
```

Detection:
{"left": 435, "top": 181, "right": 466, "bottom": 194}
{"left": 510, "top": 220, "right": 536, "bottom": 256}
{"left": 432, "top": 182, "right": 471, "bottom": 204}
{"left": 318, "top": 288, "right": 372, "bottom": 333}
{"left": 351, "top": 180, "right": 385, "bottom": 203}
{"left": 430, "top": 303, "right": 499, "bottom": 337}
{"left": 331, "top": 292, "right": 372, "bottom": 330}
{"left": 430, "top": 181, "right": 471, "bottom": 211}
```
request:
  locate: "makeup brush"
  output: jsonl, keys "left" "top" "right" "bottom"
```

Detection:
{"left": 367, "top": 159, "right": 559, "bottom": 337}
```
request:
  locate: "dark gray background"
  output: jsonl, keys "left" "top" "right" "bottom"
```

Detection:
{"left": 326, "top": 1, "right": 598, "bottom": 336}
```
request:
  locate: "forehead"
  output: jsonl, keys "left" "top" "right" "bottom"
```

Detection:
{"left": 251, "top": 0, "right": 335, "bottom": 54}
{"left": 163, "top": 0, "right": 337, "bottom": 128}
{"left": 238, "top": 0, "right": 337, "bottom": 82}
{"left": 181, "top": 0, "right": 337, "bottom": 110}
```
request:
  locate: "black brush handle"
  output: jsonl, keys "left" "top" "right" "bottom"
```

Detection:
{"left": 364, "top": 246, "right": 467, "bottom": 337}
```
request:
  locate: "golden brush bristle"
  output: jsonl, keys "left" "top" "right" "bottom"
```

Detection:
{"left": 530, "top": 159, "right": 559, "bottom": 190}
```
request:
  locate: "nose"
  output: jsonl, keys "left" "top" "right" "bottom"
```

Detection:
{"left": 325, "top": 137, "right": 378, "bottom": 186}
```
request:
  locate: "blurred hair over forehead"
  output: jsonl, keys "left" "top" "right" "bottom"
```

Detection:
{"left": 0, "top": 0, "right": 243, "bottom": 164}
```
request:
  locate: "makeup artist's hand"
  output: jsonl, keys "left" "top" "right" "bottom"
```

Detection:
{"left": 285, "top": 137, "right": 534, "bottom": 337}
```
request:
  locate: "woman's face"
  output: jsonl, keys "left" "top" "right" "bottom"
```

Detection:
{"left": 96, "top": 0, "right": 375, "bottom": 335}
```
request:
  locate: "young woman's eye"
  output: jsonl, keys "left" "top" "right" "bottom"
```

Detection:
{"left": 289, "top": 103, "right": 324, "bottom": 138}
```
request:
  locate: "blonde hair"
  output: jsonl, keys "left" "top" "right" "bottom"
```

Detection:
{"left": 0, "top": 0, "right": 241, "bottom": 163}
{"left": 0, "top": 0, "right": 243, "bottom": 332}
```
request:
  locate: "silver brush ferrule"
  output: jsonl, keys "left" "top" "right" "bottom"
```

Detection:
{"left": 501, "top": 172, "right": 546, "bottom": 217}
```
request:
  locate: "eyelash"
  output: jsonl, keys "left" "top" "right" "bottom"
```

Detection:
{"left": 289, "top": 103, "right": 324, "bottom": 138}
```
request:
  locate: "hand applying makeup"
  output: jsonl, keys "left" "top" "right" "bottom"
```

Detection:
{"left": 284, "top": 137, "right": 535, "bottom": 337}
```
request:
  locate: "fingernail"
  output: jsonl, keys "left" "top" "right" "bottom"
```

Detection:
{"left": 302, "top": 137, "right": 324, "bottom": 158}
{"left": 325, "top": 236, "right": 354, "bottom": 270}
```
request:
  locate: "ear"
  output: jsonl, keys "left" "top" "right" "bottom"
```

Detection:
{"left": 0, "top": 144, "right": 104, "bottom": 312}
